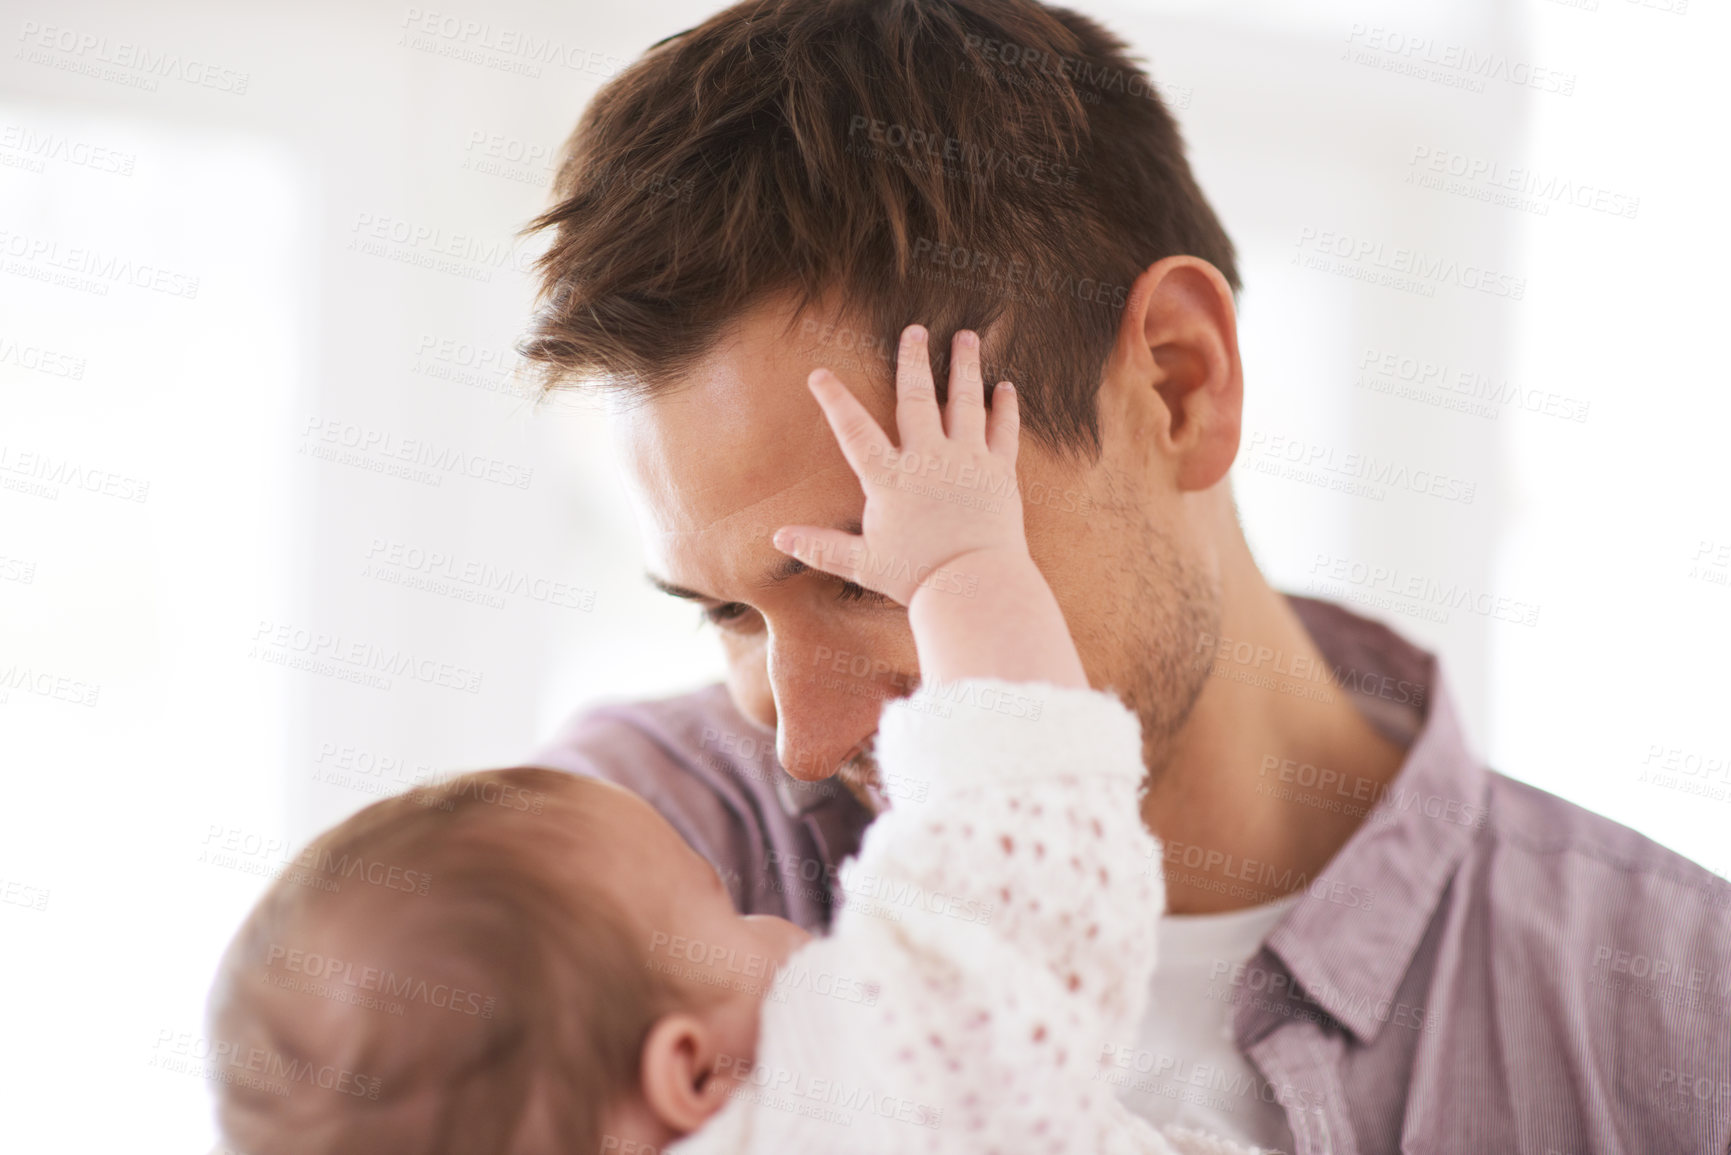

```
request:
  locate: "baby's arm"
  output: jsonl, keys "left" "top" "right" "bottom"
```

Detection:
{"left": 837, "top": 678, "right": 1163, "bottom": 1118}
{"left": 772, "top": 323, "right": 1156, "bottom": 1002}
{"left": 677, "top": 681, "right": 1163, "bottom": 1155}
{"left": 765, "top": 327, "right": 1189, "bottom": 1152}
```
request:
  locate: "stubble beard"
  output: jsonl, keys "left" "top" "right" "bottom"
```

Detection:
{"left": 834, "top": 510, "right": 1221, "bottom": 814}
{"left": 1101, "top": 517, "right": 1223, "bottom": 790}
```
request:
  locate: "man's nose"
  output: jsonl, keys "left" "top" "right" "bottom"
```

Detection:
{"left": 766, "top": 637, "right": 892, "bottom": 782}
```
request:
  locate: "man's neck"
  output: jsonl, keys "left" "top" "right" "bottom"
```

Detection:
{"left": 1142, "top": 540, "right": 1410, "bottom": 915}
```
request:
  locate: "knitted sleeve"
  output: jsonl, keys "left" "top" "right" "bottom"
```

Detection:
{"left": 672, "top": 680, "right": 1252, "bottom": 1155}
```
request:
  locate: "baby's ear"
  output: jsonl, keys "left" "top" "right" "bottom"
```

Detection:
{"left": 638, "top": 1013, "right": 741, "bottom": 1134}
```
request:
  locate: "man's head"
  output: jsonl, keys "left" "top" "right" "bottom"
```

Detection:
{"left": 521, "top": 0, "right": 1246, "bottom": 791}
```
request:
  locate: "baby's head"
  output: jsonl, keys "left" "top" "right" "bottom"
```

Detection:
{"left": 209, "top": 767, "right": 810, "bottom": 1154}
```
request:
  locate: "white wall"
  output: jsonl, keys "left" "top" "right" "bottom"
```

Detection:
{"left": 1, "top": 0, "right": 1725, "bottom": 1151}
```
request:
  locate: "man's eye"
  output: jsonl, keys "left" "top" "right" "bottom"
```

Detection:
{"left": 703, "top": 602, "right": 753, "bottom": 626}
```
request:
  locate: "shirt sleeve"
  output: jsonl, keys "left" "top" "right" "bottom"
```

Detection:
{"left": 673, "top": 678, "right": 1242, "bottom": 1154}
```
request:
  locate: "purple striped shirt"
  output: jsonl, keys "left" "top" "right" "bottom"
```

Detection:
{"left": 533, "top": 596, "right": 1731, "bottom": 1153}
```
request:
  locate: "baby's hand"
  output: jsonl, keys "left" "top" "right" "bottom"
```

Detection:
{"left": 773, "top": 325, "right": 1024, "bottom": 606}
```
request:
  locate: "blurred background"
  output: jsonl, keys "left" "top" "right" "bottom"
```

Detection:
{"left": 1, "top": 0, "right": 1726, "bottom": 1149}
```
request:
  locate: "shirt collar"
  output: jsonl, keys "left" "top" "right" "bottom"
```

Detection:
{"left": 1246, "top": 596, "right": 1489, "bottom": 1047}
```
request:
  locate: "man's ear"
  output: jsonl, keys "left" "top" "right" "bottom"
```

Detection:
{"left": 638, "top": 1013, "right": 740, "bottom": 1135}
{"left": 1101, "top": 255, "right": 1242, "bottom": 492}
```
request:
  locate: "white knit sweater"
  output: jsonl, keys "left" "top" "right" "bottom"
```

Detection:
{"left": 670, "top": 679, "right": 1257, "bottom": 1155}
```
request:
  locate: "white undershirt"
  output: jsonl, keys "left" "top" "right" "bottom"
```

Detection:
{"left": 1112, "top": 896, "right": 1300, "bottom": 1154}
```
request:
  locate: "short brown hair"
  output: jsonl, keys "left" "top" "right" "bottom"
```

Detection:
{"left": 209, "top": 769, "right": 669, "bottom": 1155}
{"left": 519, "top": 0, "right": 1239, "bottom": 458}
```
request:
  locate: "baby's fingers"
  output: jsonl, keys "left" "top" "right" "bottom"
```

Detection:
{"left": 945, "top": 329, "right": 986, "bottom": 443}
{"left": 986, "top": 380, "right": 1019, "bottom": 462}
{"left": 808, "top": 369, "right": 890, "bottom": 479}
{"left": 771, "top": 526, "right": 866, "bottom": 586}
{"left": 895, "top": 325, "right": 944, "bottom": 446}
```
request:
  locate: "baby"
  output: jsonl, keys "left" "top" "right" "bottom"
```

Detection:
{"left": 209, "top": 327, "right": 1255, "bottom": 1155}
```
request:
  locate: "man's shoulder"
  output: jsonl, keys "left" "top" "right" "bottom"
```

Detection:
{"left": 527, "top": 684, "right": 862, "bottom": 928}
{"left": 532, "top": 682, "right": 775, "bottom": 792}
{"left": 1386, "top": 775, "right": 1731, "bottom": 1155}
{"left": 1475, "top": 772, "right": 1731, "bottom": 1011}
{"left": 1484, "top": 770, "right": 1730, "bottom": 918}
{"left": 528, "top": 683, "right": 789, "bottom": 874}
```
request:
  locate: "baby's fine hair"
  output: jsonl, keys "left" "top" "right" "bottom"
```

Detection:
{"left": 208, "top": 768, "right": 670, "bottom": 1155}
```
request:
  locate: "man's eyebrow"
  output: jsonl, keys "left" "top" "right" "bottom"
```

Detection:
{"left": 644, "top": 520, "right": 863, "bottom": 600}
{"left": 645, "top": 573, "right": 709, "bottom": 601}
